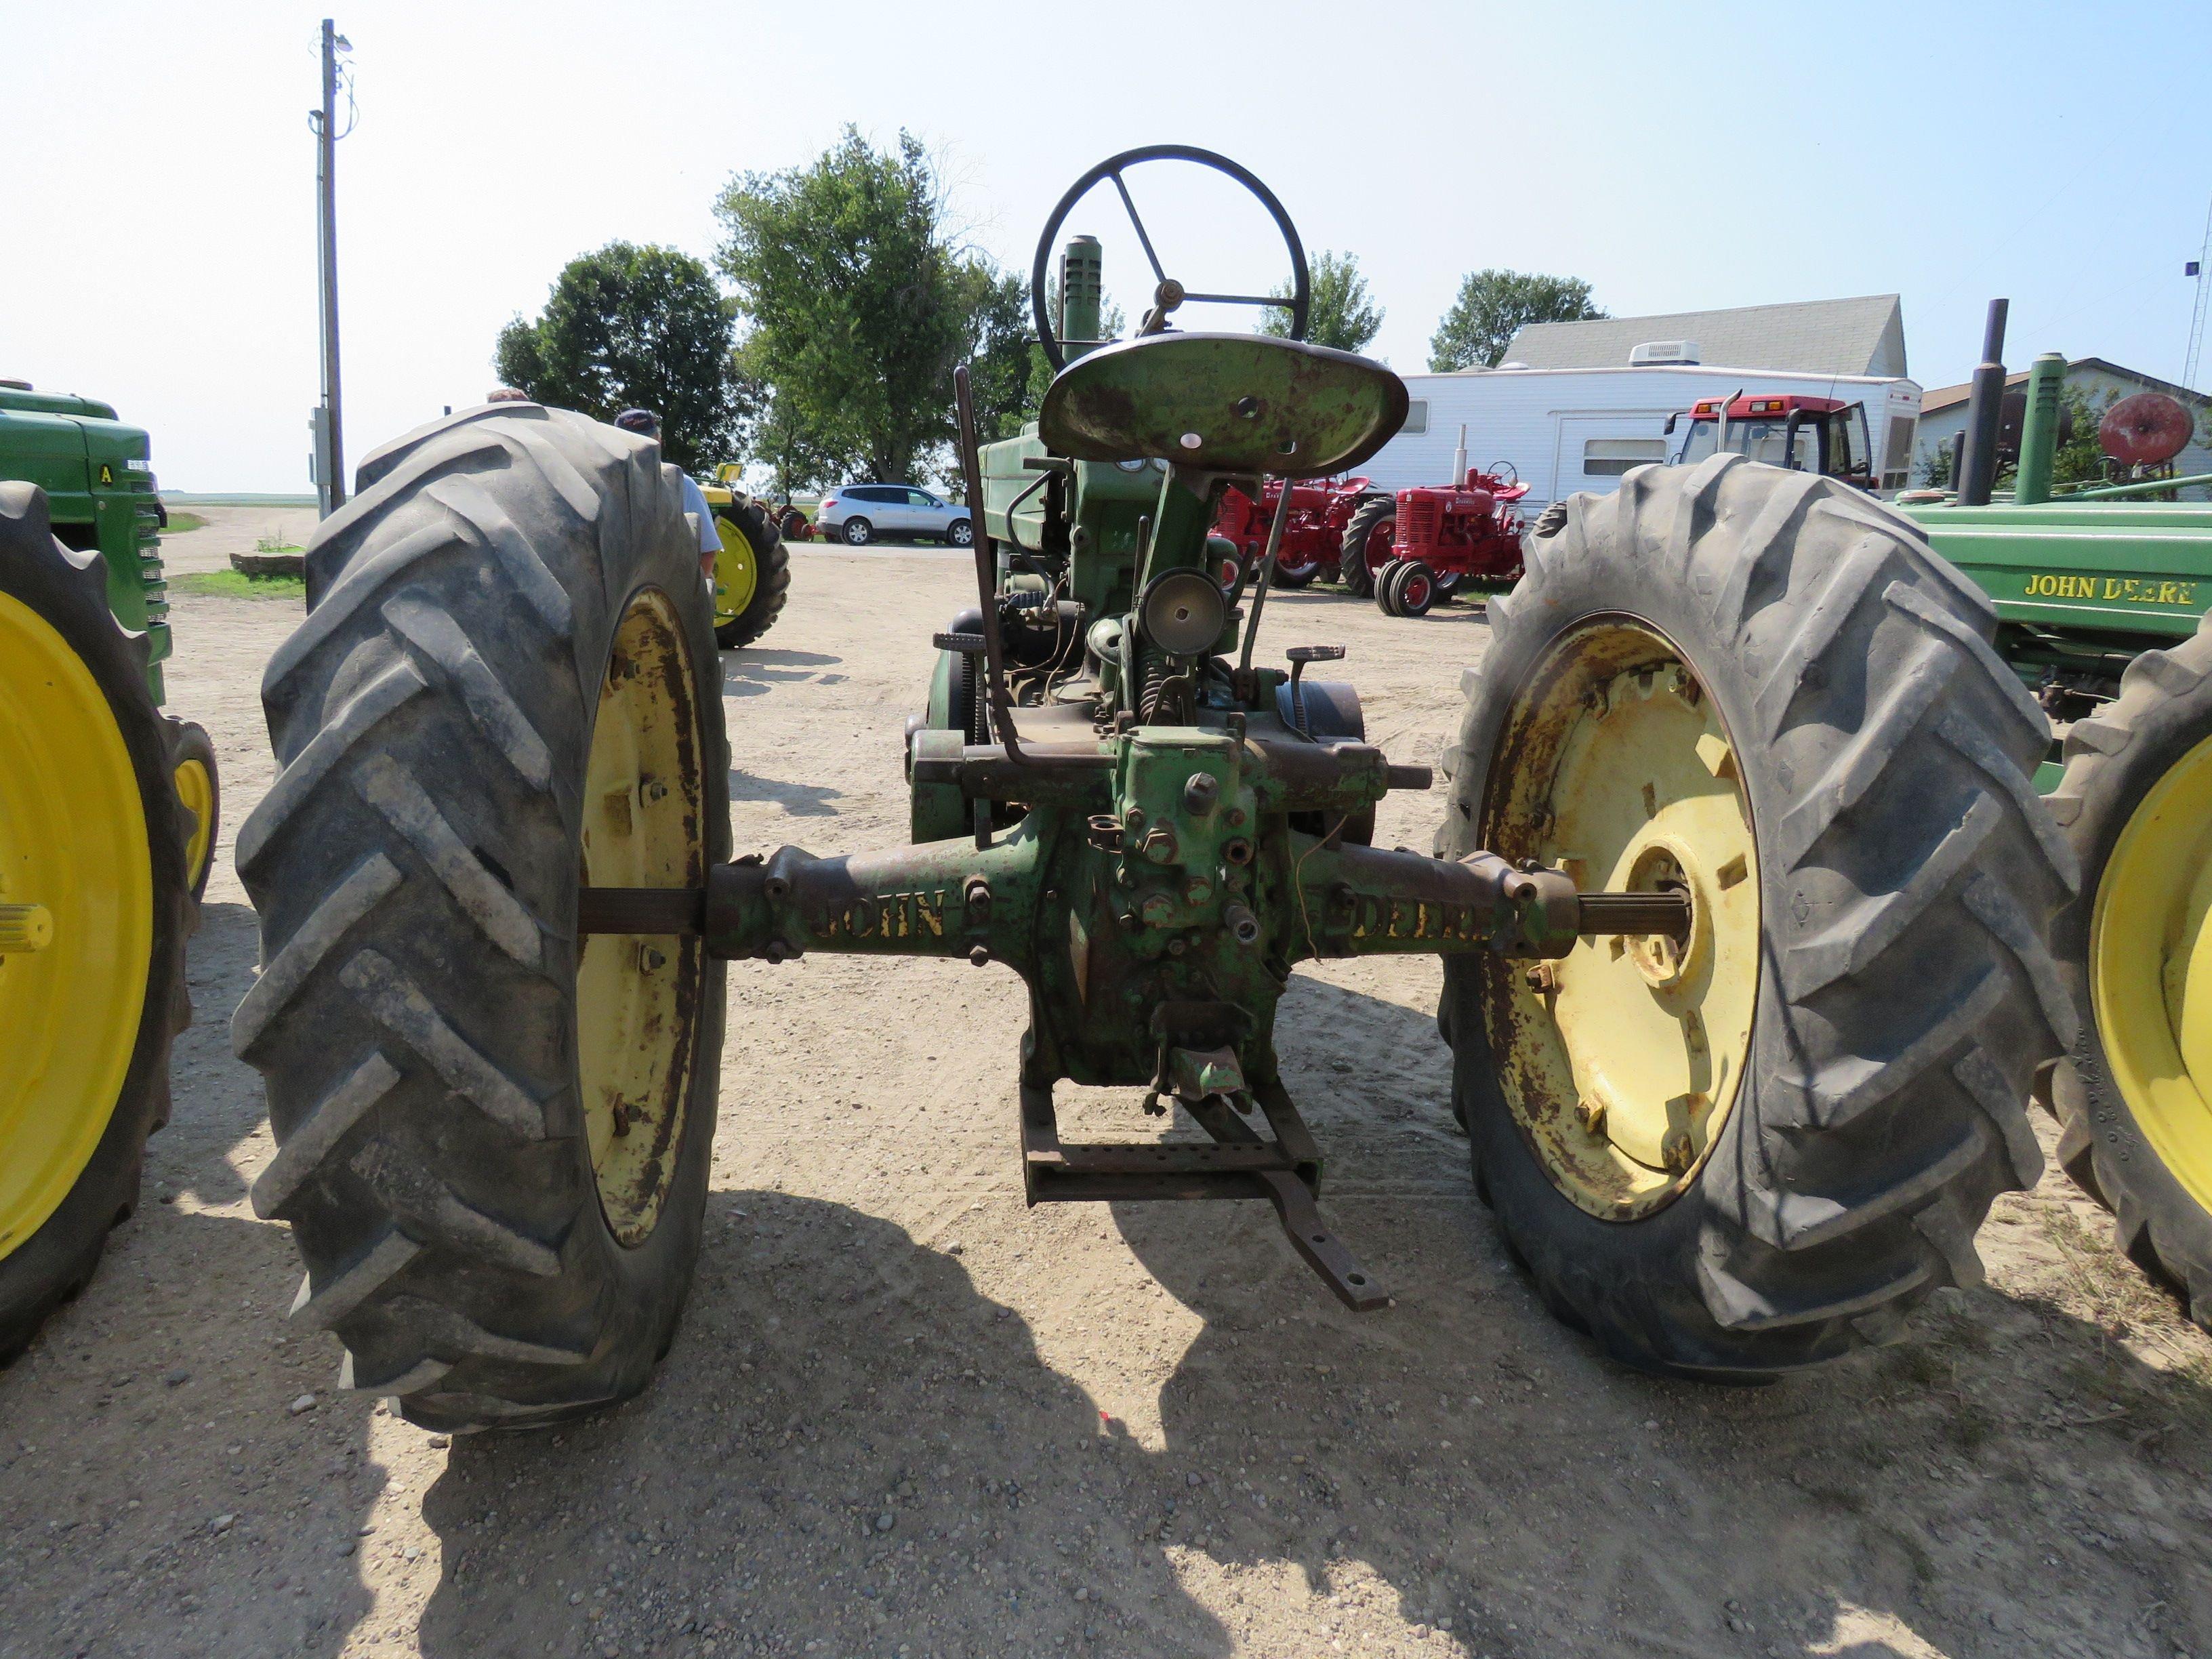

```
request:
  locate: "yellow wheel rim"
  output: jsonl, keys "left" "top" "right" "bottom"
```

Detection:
{"left": 576, "top": 589, "right": 707, "bottom": 1245}
{"left": 1478, "top": 619, "right": 1761, "bottom": 1219}
{"left": 712, "top": 514, "right": 759, "bottom": 630}
{"left": 175, "top": 755, "right": 214, "bottom": 893}
{"left": 0, "top": 593, "right": 152, "bottom": 1261}
{"left": 2091, "top": 731, "right": 2212, "bottom": 1215}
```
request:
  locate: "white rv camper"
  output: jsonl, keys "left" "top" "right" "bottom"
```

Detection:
{"left": 1357, "top": 363, "right": 1922, "bottom": 511}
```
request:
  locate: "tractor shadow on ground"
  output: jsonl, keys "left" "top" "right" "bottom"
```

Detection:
{"left": 1108, "top": 972, "right": 2212, "bottom": 1656}
{"left": 413, "top": 1190, "right": 1237, "bottom": 1658}
{"left": 720, "top": 648, "right": 845, "bottom": 701}
{"left": 164, "top": 899, "right": 271, "bottom": 1208}
{"left": 0, "top": 1205, "right": 389, "bottom": 1658}
{"left": 728, "top": 766, "right": 844, "bottom": 819}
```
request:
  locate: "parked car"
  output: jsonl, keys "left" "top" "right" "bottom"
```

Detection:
{"left": 815, "top": 483, "right": 972, "bottom": 547}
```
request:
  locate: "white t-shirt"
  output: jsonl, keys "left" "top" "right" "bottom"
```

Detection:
{"left": 678, "top": 472, "right": 720, "bottom": 558}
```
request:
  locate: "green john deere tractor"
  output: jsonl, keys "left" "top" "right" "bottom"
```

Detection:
{"left": 0, "top": 382, "right": 205, "bottom": 1361}
{"left": 234, "top": 147, "right": 2070, "bottom": 1429}
{"left": 1899, "top": 353, "right": 2212, "bottom": 1330}
{"left": 701, "top": 464, "right": 792, "bottom": 649}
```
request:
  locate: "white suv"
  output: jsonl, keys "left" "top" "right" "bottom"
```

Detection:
{"left": 815, "top": 483, "right": 973, "bottom": 548}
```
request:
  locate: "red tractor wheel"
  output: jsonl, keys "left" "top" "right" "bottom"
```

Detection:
{"left": 1272, "top": 543, "right": 1325, "bottom": 588}
{"left": 1374, "top": 557, "right": 1408, "bottom": 615}
{"left": 1392, "top": 559, "right": 1439, "bottom": 617}
{"left": 1339, "top": 497, "right": 1395, "bottom": 598}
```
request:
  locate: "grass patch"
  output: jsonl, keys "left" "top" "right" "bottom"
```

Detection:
{"left": 171, "top": 570, "right": 306, "bottom": 601}
{"left": 160, "top": 510, "right": 207, "bottom": 535}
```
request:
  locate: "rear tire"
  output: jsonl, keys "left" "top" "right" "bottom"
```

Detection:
{"left": 1339, "top": 497, "right": 1393, "bottom": 598}
{"left": 949, "top": 518, "right": 974, "bottom": 548}
{"left": 0, "top": 484, "right": 192, "bottom": 1365}
{"left": 1437, "top": 457, "right": 2074, "bottom": 1378}
{"left": 843, "top": 517, "right": 873, "bottom": 548}
{"left": 2046, "top": 613, "right": 2212, "bottom": 1330}
{"left": 712, "top": 497, "right": 792, "bottom": 650}
{"left": 232, "top": 405, "right": 729, "bottom": 1430}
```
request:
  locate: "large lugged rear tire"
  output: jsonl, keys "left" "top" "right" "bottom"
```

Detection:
{"left": 232, "top": 404, "right": 729, "bottom": 1431}
{"left": 1338, "top": 495, "right": 1393, "bottom": 598}
{"left": 1437, "top": 456, "right": 2076, "bottom": 1378}
{"left": 2046, "top": 613, "right": 2212, "bottom": 1330}
{"left": 711, "top": 497, "right": 791, "bottom": 650}
{"left": 0, "top": 484, "right": 193, "bottom": 1364}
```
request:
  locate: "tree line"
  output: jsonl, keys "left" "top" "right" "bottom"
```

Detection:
{"left": 493, "top": 127, "right": 1602, "bottom": 491}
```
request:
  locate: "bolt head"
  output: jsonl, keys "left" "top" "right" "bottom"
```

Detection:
{"left": 1660, "top": 1128, "right": 1694, "bottom": 1174}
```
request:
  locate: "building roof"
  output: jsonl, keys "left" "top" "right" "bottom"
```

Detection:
{"left": 1501, "top": 295, "right": 1906, "bottom": 379}
{"left": 1918, "top": 356, "right": 2210, "bottom": 416}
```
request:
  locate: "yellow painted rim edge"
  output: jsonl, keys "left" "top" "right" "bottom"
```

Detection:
{"left": 2089, "top": 729, "right": 2212, "bottom": 1215}
{"left": 0, "top": 592, "right": 154, "bottom": 1260}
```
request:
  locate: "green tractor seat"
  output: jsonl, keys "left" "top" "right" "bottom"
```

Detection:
{"left": 1039, "top": 333, "right": 1409, "bottom": 479}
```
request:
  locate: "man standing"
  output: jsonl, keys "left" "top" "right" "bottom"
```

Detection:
{"left": 613, "top": 407, "right": 720, "bottom": 578}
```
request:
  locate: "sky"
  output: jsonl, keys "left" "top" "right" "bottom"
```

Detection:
{"left": 5, "top": 0, "right": 2209, "bottom": 491}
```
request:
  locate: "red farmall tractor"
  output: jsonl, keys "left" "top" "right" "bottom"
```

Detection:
{"left": 1211, "top": 476, "right": 1380, "bottom": 588}
{"left": 1338, "top": 463, "right": 1530, "bottom": 616}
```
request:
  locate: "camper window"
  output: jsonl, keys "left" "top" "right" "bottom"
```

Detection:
{"left": 1582, "top": 437, "right": 1667, "bottom": 476}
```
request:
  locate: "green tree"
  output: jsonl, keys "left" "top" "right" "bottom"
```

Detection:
{"left": 493, "top": 241, "right": 745, "bottom": 470}
{"left": 716, "top": 127, "right": 1016, "bottom": 489}
{"left": 2050, "top": 384, "right": 2117, "bottom": 489}
{"left": 1260, "top": 250, "right": 1383, "bottom": 354}
{"left": 1428, "top": 270, "right": 1605, "bottom": 371}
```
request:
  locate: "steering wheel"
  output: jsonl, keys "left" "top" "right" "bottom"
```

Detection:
{"left": 1487, "top": 460, "right": 1518, "bottom": 488}
{"left": 1030, "top": 145, "right": 1309, "bottom": 374}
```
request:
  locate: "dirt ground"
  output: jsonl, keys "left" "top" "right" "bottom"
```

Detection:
{"left": 3, "top": 506, "right": 2209, "bottom": 1659}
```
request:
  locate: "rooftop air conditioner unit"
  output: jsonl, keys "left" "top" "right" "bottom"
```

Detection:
{"left": 1629, "top": 340, "right": 1700, "bottom": 366}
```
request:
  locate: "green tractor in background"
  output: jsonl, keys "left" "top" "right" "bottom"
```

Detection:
{"left": 232, "top": 147, "right": 2072, "bottom": 1429}
{"left": 0, "top": 382, "right": 208, "bottom": 1360}
{"left": 1900, "top": 354, "right": 2212, "bottom": 1330}
{"left": 702, "top": 463, "right": 792, "bottom": 650}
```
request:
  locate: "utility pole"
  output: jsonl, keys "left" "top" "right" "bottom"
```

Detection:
{"left": 310, "top": 20, "right": 351, "bottom": 516}
{"left": 2184, "top": 194, "right": 2211, "bottom": 393}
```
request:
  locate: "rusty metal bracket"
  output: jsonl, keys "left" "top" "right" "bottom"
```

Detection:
{"left": 1017, "top": 1074, "right": 1385, "bottom": 1311}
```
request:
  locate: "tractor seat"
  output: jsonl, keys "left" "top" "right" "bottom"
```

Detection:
{"left": 1038, "top": 333, "right": 1410, "bottom": 479}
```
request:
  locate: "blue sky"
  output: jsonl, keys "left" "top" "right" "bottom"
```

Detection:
{"left": 4, "top": 0, "right": 2207, "bottom": 489}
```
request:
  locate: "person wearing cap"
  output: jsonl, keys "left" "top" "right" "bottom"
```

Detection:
{"left": 613, "top": 407, "right": 720, "bottom": 577}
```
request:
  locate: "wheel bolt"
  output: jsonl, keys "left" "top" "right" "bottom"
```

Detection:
{"left": 1575, "top": 1096, "right": 1605, "bottom": 1136}
{"left": 1660, "top": 1128, "right": 1694, "bottom": 1174}
{"left": 638, "top": 945, "right": 667, "bottom": 972}
{"left": 1524, "top": 963, "right": 1556, "bottom": 995}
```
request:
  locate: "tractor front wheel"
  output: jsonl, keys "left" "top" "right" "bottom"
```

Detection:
{"left": 1271, "top": 543, "right": 1324, "bottom": 589}
{"left": 171, "top": 719, "right": 220, "bottom": 900}
{"left": 1391, "top": 559, "right": 1437, "bottom": 617}
{"left": 0, "top": 485, "right": 193, "bottom": 1364}
{"left": 232, "top": 406, "right": 728, "bottom": 1430}
{"left": 1437, "top": 457, "right": 2073, "bottom": 1378}
{"left": 2047, "top": 612, "right": 2212, "bottom": 1330}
